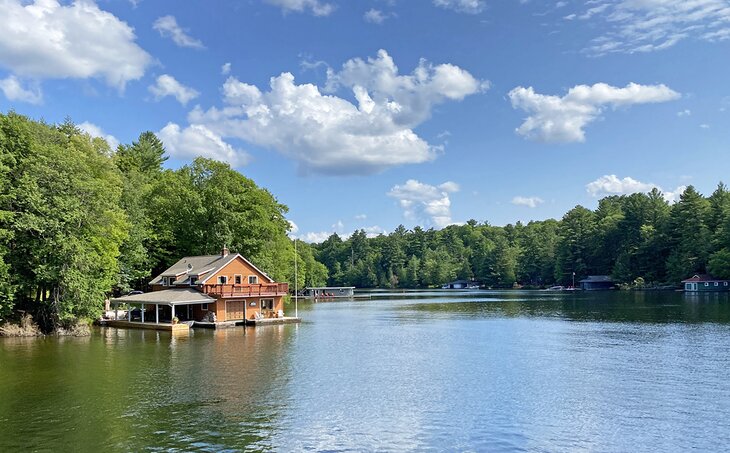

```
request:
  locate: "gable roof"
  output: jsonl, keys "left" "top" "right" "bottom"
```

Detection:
{"left": 199, "top": 254, "right": 274, "bottom": 284}
{"left": 150, "top": 253, "right": 275, "bottom": 285}
{"left": 681, "top": 274, "right": 728, "bottom": 282}
{"left": 579, "top": 275, "right": 613, "bottom": 283}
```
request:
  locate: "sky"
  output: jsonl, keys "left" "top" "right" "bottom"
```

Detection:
{"left": 1, "top": 0, "right": 729, "bottom": 242}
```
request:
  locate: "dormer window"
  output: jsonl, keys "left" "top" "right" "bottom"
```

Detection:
{"left": 190, "top": 276, "right": 198, "bottom": 285}
{"left": 248, "top": 275, "right": 258, "bottom": 284}
{"left": 218, "top": 275, "right": 228, "bottom": 284}
{"left": 234, "top": 275, "right": 242, "bottom": 285}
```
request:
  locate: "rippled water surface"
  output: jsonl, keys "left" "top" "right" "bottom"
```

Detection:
{"left": 2, "top": 290, "right": 730, "bottom": 452}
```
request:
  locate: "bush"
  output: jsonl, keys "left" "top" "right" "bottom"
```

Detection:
{"left": 0, "top": 314, "right": 42, "bottom": 337}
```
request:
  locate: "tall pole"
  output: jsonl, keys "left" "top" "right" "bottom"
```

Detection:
{"left": 294, "top": 238, "right": 298, "bottom": 318}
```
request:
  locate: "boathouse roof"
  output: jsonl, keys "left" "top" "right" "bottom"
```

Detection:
{"left": 579, "top": 275, "right": 614, "bottom": 283}
{"left": 149, "top": 249, "right": 274, "bottom": 285}
{"left": 111, "top": 288, "right": 216, "bottom": 306}
{"left": 681, "top": 274, "right": 729, "bottom": 283}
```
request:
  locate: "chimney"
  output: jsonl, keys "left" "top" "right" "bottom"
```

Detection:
{"left": 222, "top": 246, "right": 229, "bottom": 258}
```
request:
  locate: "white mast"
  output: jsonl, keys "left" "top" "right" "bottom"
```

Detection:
{"left": 294, "top": 238, "right": 298, "bottom": 318}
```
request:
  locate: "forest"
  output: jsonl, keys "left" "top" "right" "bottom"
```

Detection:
{"left": 1, "top": 111, "right": 729, "bottom": 331}
{"left": 0, "top": 112, "right": 325, "bottom": 331}
{"left": 312, "top": 186, "right": 730, "bottom": 290}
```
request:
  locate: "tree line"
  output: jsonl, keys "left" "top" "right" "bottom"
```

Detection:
{"left": 313, "top": 185, "right": 730, "bottom": 289}
{"left": 0, "top": 112, "right": 326, "bottom": 330}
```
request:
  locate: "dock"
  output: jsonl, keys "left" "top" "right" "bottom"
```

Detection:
{"left": 104, "top": 320, "right": 190, "bottom": 332}
{"left": 245, "top": 317, "right": 301, "bottom": 326}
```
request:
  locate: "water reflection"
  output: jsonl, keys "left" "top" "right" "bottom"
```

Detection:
{"left": 1, "top": 290, "right": 730, "bottom": 452}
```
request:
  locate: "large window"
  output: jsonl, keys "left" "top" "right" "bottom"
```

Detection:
{"left": 218, "top": 275, "right": 228, "bottom": 284}
{"left": 248, "top": 275, "right": 258, "bottom": 284}
{"left": 261, "top": 299, "right": 274, "bottom": 310}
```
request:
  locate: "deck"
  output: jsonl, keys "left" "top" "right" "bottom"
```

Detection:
{"left": 245, "top": 316, "right": 301, "bottom": 326}
{"left": 201, "top": 282, "right": 289, "bottom": 298}
{"left": 104, "top": 320, "right": 190, "bottom": 332}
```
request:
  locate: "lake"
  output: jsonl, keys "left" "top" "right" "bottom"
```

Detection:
{"left": 2, "top": 290, "right": 730, "bottom": 452}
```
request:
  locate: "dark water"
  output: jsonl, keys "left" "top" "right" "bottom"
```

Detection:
{"left": 2, "top": 290, "right": 730, "bottom": 452}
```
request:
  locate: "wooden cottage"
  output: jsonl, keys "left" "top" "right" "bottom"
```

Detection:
{"left": 110, "top": 247, "right": 289, "bottom": 328}
{"left": 682, "top": 274, "right": 730, "bottom": 292}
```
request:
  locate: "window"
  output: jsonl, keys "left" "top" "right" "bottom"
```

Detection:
{"left": 202, "top": 303, "right": 208, "bottom": 310}
{"left": 190, "top": 276, "right": 198, "bottom": 285}
{"left": 261, "top": 299, "right": 274, "bottom": 310}
{"left": 218, "top": 276, "right": 228, "bottom": 284}
{"left": 249, "top": 301, "right": 257, "bottom": 307}
{"left": 705, "top": 282, "right": 709, "bottom": 287}
{"left": 161, "top": 277, "right": 168, "bottom": 286}
{"left": 234, "top": 274, "right": 242, "bottom": 285}
{"left": 725, "top": 282, "right": 728, "bottom": 286}
{"left": 248, "top": 275, "right": 258, "bottom": 284}
{"left": 715, "top": 282, "right": 719, "bottom": 286}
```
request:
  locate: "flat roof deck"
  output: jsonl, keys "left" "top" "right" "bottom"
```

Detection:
{"left": 104, "top": 320, "right": 190, "bottom": 332}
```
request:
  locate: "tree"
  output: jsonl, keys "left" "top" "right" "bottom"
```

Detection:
{"left": 666, "top": 186, "right": 710, "bottom": 282}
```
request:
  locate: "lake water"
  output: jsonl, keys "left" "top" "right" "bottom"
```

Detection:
{"left": 2, "top": 290, "right": 730, "bottom": 452}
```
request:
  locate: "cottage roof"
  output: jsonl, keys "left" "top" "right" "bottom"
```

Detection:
{"left": 150, "top": 252, "right": 275, "bottom": 285}
{"left": 681, "top": 274, "right": 728, "bottom": 283}
{"left": 579, "top": 275, "right": 614, "bottom": 283}
{"left": 111, "top": 288, "right": 216, "bottom": 305}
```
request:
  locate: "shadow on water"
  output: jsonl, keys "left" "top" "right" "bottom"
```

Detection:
{"left": 363, "top": 289, "right": 730, "bottom": 324}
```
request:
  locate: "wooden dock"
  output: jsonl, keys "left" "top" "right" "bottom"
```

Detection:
{"left": 245, "top": 317, "right": 301, "bottom": 326}
{"left": 104, "top": 320, "right": 190, "bottom": 332}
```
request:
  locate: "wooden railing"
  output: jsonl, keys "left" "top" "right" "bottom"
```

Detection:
{"left": 201, "top": 283, "right": 289, "bottom": 298}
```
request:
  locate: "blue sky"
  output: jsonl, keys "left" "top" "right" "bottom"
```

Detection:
{"left": 1, "top": 0, "right": 729, "bottom": 242}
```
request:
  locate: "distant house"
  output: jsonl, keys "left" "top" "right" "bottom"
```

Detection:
{"left": 111, "top": 247, "right": 288, "bottom": 326}
{"left": 579, "top": 275, "right": 615, "bottom": 291}
{"left": 441, "top": 280, "right": 480, "bottom": 289}
{"left": 682, "top": 274, "right": 730, "bottom": 292}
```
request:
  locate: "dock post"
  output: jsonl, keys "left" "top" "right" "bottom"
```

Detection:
{"left": 155, "top": 304, "right": 159, "bottom": 324}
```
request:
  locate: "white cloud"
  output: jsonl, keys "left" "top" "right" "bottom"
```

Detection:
{"left": 78, "top": 121, "right": 119, "bottom": 149}
{"left": 0, "top": 0, "right": 151, "bottom": 89}
{"left": 511, "top": 196, "right": 544, "bottom": 208}
{"left": 156, "top": 123, "right": 249, "bottom": 167}
{"left": 265, "top": 0, "right": 335, "bottom": 16}
{"left": 188, "top": 50, "right": 485, "bottom": 175}
{"left": 569, "top": 0, "right": 730, "bottom": 55}
{"left": 586, "top": 174, "right": 686, "bottom": 203}
{"left": 153, "top": 15, "right": 204, "bottom": 49}
{"left": 221, "top": 62, "right": 231, "bottom": 76}
{"left": 433, "top": 0, "right": 485, "bottom": 14}
{"left": 355, "top": 214, "right": 367, "bottom": 220}
{"left": 700, "top": 123, "right": 711, "bottom": 129}
{"left": 298, "top": 231, "right": 334, "bottom": 243}
{"left": 287, "top": 220, "right": 299, "bottom": 235}
{"left": 509, "top": 82, "right": 680, "bottom": 143}
{"left": 677, "top": 109, "right": 691, "bottom": 117}
{"left": 0, "top": 75, "right": 42, "bottom": 104}
{"left": 387, "top": 179, "right": 459, "bottom": 228}
{"left": 364, "top": 8, "right": 390, "bottom": 24}
{"left": 148, "top": 74, "right": 200, "bottom": 105}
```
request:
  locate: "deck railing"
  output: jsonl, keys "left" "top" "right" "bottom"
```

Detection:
{"left": 202, "top": 283, "right": 289, "bottom": 298}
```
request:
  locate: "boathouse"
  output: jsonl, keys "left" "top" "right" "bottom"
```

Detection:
{"left": 579, "top": 275, "right": 615, "bottom": 291}
{"left": 682, "top": 274, "right": 730, "bottom": 292}
{"left": 110, "top": 247, "right": 290, "bottom": 329}
{"left": 304, "top": 286, "right": 355, "bottom": 298}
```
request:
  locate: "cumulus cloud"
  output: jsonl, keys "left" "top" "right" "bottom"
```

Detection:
{"left": 508, "top": 82, "right": 680, "bottom": 143}
{"left": 188, "top": 50, "right": 485, "bottom": 175}
{"left": 586, "top": 174, "right": 686, "bottom": 203}
{"left": 511, "top": 196, "right": 544, "bottom": 208}
{"left": 156, "top": 123, "right": 249, "bottom": 167}
{"left": 387, "top": 179, "right": 459, "bottom": 228}
{"left": 148, "top": 74, "right": 200, "bottom": 105}
{"left": 221, "top": 62, "right": 231, "bottom": 76}
{"left": 153, "top": 15, "right": 204, "bottom": 49}
{"left": 433, "top": 0, "right": 485, "bottom": 14}
{"left": 78, "top": 121, "right": 120, "bottom": 149}
{"left": 0, "top": 75, "right": 42, "bottom": 104}
{"left": 568, "top": 0, "right": 730, "bottom": 55}
{"left": 0, "top": 0, "right": 151, "bottom": 89}
{"left": 364, "top": 8, "right": 391, "bottom": 24}
{"left": 677, "top": 109, "right": 691, "bottom": 117}
{"left": 265, "top": 0, "right": 335, "bottom": 16}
